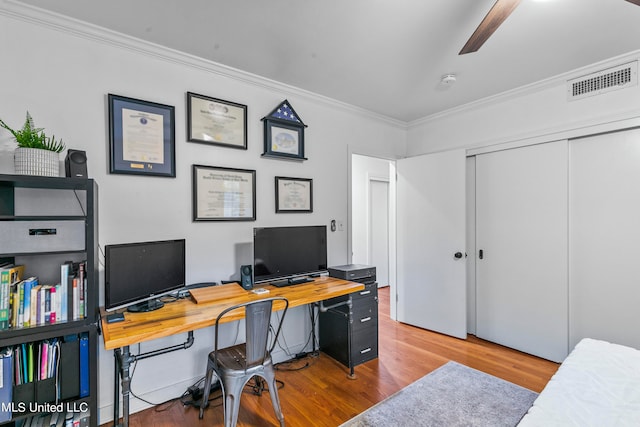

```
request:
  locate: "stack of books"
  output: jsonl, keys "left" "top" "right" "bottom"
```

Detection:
{"left": 0, "top": 261, "right": 87, "bottom": 331}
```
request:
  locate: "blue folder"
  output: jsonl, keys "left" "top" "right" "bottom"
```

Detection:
{"left": 79, "top": 334, "right": 89, "bottom": 398}
{"left": 0, "top": 347, "right": 13, "bottom": 422}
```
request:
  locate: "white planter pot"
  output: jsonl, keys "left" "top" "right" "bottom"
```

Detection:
{"left": 14, "top": 147, "right": 60, "bottom": 177}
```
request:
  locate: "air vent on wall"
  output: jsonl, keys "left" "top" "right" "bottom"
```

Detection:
{"left": 567, "top": 61, "right": 637, "bottom": 101}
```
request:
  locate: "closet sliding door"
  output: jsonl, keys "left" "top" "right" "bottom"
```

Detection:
{"left": 569, "top": 128, "right": 640, "bottom": 350}
{"left": 476, "top": 141, "right": 568, "bottom": 362}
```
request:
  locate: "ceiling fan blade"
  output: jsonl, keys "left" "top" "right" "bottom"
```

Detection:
{"left": 459, "top": 0, "right": 522, "bottom": 55}
{"left": 624, "top": 0, "right": 640, "bottom": 6}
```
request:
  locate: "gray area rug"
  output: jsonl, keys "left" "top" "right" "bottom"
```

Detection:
{"left": 341, "top": 361, "right": 537, "bottom": 427}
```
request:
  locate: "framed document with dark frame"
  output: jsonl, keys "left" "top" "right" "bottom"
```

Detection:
{"left": 261, "top": 100, "right": 308, "bottom": 161}
{"left": 186, "top": 92, "right": 247, "bottom": 150}
{"left": 275, "top": 176, "right": 313, "bottom": 213}
{"left": 108, "top": 94, "right": 176, "bottom": 177}
{"left": 192, "top": 164, "right": 256, "bottom": 221}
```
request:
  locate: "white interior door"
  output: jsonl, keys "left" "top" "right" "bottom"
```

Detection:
{"left": 396, "top": 149, "right": 466, "bottom": 339}
{"left": 476, "top": 141, "right": 568, "bottom": 362}
{"left": 570, "top": 128, "right": 640, "bottom": 350}
{"left": 370, "top": 179, "right": 389, "bottom": 287}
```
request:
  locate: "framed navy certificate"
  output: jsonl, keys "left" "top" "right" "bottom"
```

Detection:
{"left": 108, "top": 94, "right": 176, "bottom": 177}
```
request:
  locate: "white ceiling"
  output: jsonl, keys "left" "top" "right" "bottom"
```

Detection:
{"left": 16, "top": 0, "right": 640, "bottom": 122}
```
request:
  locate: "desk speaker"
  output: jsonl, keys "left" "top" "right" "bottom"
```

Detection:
{"left": 65, "top": 149, "right": 87, "bottom": 178}
{"left": 240, "top": 265, "right": 253, "bottom": 290}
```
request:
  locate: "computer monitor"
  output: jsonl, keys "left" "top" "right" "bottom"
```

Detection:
{"left": 253, "top": 225, "right": 328, "bottom": 284}
{"left": 104, "top": 238, "right": 186, "bottom": 312}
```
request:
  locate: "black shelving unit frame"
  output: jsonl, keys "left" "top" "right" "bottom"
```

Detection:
{"left": 0, "top": 174, "right": 98, "bottom": 427}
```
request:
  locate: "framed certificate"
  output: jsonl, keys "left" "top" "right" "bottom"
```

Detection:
{"left": 192, "top": 164, "right": 256, "bottom": 221}
{"left": 108, "top": 94, "right": 176, "bottom": 177}
{"left": 263, "top": 120, "right": 305, "bottom": 160}
{"left": 261, "top": 100, "right": 308, "bottom": 161}
{"left": 275, "top": 176, "right": 313, "bottom": 213}
{"left": 187, "top": 92, "right": 247, "bottom": 150}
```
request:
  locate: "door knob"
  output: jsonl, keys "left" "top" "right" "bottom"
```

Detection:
{"left": 454, "top": 252, "right": 463, "bottom": 259}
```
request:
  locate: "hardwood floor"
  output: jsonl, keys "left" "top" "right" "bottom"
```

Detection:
{"left": 107, "top": 287, "right": 559, "bottom": 427}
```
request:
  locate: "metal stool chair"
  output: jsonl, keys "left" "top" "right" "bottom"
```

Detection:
{"left": 199, "top": 296, "right": 289, "bottom": 427}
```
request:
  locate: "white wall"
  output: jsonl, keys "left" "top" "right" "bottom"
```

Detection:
{"left": 0, "top": 4, "right": 406, "bottom": 423}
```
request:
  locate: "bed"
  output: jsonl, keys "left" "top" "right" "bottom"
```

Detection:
{"left": 517, "top": 338, "right": 640, "bottom": 427}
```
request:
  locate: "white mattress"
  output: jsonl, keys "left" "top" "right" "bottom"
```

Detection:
{"left": 517, "top": 338, "right": 640, "bottom": 427}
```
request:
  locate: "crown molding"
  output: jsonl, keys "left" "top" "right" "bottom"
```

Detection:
{"left": 0, "top": 0, "right": 407, "bottom": 130}
{"left": 408, "top": 49, "right": 640, "bottom": 129}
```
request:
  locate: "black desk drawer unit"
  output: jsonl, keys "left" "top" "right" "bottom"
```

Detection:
{"left": 320, "top": 265, "right": 378, "bottom": 371}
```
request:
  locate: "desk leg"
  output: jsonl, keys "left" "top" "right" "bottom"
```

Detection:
{"left": 114, "top": 346, "right": 134, "bottom": 427}
{"left": 113, "top": 350, "right": 120, "bottom": 426}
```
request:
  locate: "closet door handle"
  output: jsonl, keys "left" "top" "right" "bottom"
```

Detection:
{"left": 479, "top": 249, "right": 484, "bottom": 260}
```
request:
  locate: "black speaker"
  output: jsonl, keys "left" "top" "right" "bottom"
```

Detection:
{"left": 65, "top": 149, "right": 88, "bottom": 178}
{"left": 240, "top": 265, "right": 253, "bottom": 290}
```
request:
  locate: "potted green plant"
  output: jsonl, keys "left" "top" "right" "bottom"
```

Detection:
{"left": 0, "top": 111, "right": 65, "bottom": 176}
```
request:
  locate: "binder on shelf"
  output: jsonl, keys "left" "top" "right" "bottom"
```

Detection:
{"left": 58, "top": 336, "right": 79, "bottom": 401}
{"left": 78, "top": 333, "right": 89, "bottom": 398}
{"left": 27, "top": 342, "right": 34, "bottom": 383}
{"left": 0, "top": 347, "right": 13, "bottom": 423}
{"left": 21, "top": 343, "right": 28, "bottom": 384}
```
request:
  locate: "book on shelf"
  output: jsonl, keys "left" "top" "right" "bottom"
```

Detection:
{"left": 19, "top": 278, "right": 38, "bottom": 328}
{"left": 60, "top": 262, "right": 72, "bottom": 323}
{"left": 66, "top": 261, "right": 87, "bottom": 322}
{"left": 1, "top": 264, "right": 25, "bottom": 330}
{"left": 30, "top": 284, "right": 41, "bottom": 328}
{"left": 78, "top": 263, "right": 85, "bottom": 321}
{"left": 17, "top": 281, "right": 24, "bottom": 328}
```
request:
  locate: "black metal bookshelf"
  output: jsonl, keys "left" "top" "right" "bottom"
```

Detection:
{"left": 0, "top": 174, "right": 98, "bottom": 427}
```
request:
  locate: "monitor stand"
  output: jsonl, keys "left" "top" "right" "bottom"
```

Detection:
{"left": 127, "top": 299, "right": 164, "bottom": 313}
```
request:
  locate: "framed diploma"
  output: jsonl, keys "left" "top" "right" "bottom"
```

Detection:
{"left": 187, "top": 92, "right": 247, "bottom": 150}
{"left": 108, "top": 94, "right": 176, "bottom": 177}
{"left": 192, "top": 164, "right": 256, "bottom": 221}
{"left": 275, "top": 176, "right": 313, "bottom": 213}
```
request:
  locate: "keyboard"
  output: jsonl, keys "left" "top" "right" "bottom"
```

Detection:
{"left": 271, "top": 277, "right": 313, "bottom": 287}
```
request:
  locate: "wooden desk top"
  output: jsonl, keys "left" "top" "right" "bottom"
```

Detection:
{"left": 100, "top": 276, "right": 364, "bottom": 350}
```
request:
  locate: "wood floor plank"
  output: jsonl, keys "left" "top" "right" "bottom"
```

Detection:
{"left": 104, "top": 286, "right": 558, "bottom": 427}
